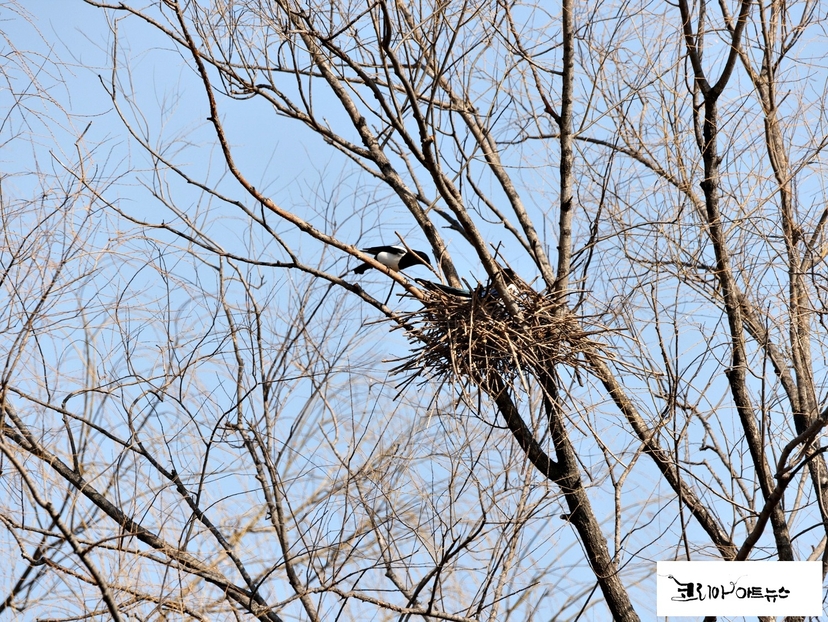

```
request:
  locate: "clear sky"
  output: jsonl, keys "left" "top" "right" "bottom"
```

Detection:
{"left": 5, "top": 2, "right": 827, "bottom": 620}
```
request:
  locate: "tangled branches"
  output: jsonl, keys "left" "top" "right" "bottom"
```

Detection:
{"left": 394, "top": 273, "right": 604, "bottom": 393}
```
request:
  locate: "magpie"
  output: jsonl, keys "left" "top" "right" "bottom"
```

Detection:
{"left": 415, "top": 278, "right": 472, "bottom": 298}
{"left": 353, "top": 245, "right": 431, "bottom": 274}
{"left": 479, "top": 268, "right": 520, "bottom": 298}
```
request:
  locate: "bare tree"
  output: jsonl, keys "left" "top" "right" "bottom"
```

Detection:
{"left": 2, "top": 0, "right": 828, "bottom": 619}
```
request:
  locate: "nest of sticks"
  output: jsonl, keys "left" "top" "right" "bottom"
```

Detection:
{"left": 394, "top": 272, "right": 604, "bottom": 392}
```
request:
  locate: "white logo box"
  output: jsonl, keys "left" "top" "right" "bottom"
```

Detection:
{"left": 656, "top": 561, "right": 822, "bottom": 617}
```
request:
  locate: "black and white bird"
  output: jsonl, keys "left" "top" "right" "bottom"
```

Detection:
{"left": 353, "top": 245, "right": 431, "bottom": 274}
{"left": 415, "top": 278, "right": 472, "bottom": 298}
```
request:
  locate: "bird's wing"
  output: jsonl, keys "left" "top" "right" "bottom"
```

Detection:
{"left": 360, "top": 245, "right": 404, "bottom": 255}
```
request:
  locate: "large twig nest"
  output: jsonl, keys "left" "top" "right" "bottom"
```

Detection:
{"left": 393, "top": 273, "right": 605, "bottom": 392}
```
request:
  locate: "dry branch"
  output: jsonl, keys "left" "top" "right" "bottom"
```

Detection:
{"left": 393, "top": 272, "right": 606, "bottom": 393}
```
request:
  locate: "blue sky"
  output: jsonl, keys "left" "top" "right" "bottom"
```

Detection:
{"left": 4, "top": 1, "right": 827, "bottom": 619}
